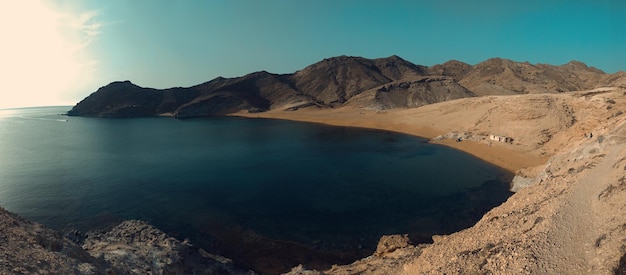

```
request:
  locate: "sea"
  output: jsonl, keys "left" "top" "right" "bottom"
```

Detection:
{"left": 0, "top": 106, "right": 513, "bottom": 272}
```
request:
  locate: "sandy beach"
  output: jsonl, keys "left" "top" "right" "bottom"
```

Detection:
{"left": 232, "top": 103, "right": 549, "bottom": 173}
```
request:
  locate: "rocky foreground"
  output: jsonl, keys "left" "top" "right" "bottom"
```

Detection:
{"left": 0, "top": 210, "right": 255, "bottom": 274}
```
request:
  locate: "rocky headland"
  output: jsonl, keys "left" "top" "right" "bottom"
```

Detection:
{"left": 4, "top": 56, "right": 626, "bottom": 274}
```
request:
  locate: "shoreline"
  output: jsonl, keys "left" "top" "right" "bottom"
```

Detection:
{"left": 231, "top": 107, "right": 548, "bottom": 173}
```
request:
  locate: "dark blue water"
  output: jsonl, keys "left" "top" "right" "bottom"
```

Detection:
{"left": 0, "top": 106, "right": 512, "bottom": 272}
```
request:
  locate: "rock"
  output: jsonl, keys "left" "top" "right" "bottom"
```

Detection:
{"left": 82, "top": 220, "right": 255, "bottom": 275}
{"left": 374, "top": 234, "right": 412, "bottom": 256}
{"left": 510, "top": 175, "right": 535, "bottom": 192}
{"left": 0, "top": 207, "right": 101, "bottom": 274}
{"left": 0, "top": 209, "right": 254, "bottom": 275}
{"left": 282, "top": 264, "right": 326, "bottom": 275}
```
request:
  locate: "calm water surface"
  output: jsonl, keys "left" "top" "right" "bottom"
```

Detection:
{"left": 0, "top": 106, "right": 512, "bottom": 272}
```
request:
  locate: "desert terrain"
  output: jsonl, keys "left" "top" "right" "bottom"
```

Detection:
{"left": 275, "top": 87, "right": 626, "bottom": 274}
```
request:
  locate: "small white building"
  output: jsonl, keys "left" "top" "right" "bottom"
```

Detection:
{"left": 489, "top": 134, "right": 513, "bottom": 143}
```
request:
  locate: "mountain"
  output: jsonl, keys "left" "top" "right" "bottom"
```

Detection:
{"left": 67, "top": 74, "right": 297, "bottom": 118}
{"left": 602, "top": 71, "right": 626, "bottom": 87}
{"left": 347, "top": 76, "right": 476, "bottom": 109}
{"left": 289, "top": 55, "right": 427, "bottom": 107}
{"left": 68, "top": 56, "right": 621, "bottom": 118}
{"left": 458, "top": 58, "right": 607, "bottom": 95}
{"left": 426, "top": 60, "right": 472, "bottom": 81}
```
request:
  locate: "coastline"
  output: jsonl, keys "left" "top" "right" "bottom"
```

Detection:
{"left": 231, "top": 106, "right": 548, "bottom": 173}
{"left": 236, "top": 90, "right": 626, "bottom": 274}
{"left": 6, "top": 89, "right": 626, "bottom": 274}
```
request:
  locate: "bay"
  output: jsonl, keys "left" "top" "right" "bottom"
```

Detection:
{"left": 0, "top": 106, "right": 512, "bottom": 272}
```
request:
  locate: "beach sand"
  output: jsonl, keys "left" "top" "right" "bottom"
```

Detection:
{"left": 232, "top": 103, "right": 548, "bottom": 173}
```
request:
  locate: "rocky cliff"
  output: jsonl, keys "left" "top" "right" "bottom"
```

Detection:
{"left": 68, "top": 56, "right": 619, "bottom": 118}
{"left": 0, "top": 208, "right": 255, "bottom": 274}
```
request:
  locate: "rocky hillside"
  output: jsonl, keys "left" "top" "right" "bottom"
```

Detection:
{"left": 346, "top": 76, "right": 475, "bottom": 109}
{"left": 68, "top": 56, "right": 621, "bottom": 118}
{"left": 67, "top": 55, "right": 432, "bottom": 118}
{"left": 0, "top": 207, "right": 255, "bottom": 274}
{"left": 398, "top": 89, "right": 626, "bottom": 274}
{"left": 459, "top": 58, "right": 608, "bottom": 95}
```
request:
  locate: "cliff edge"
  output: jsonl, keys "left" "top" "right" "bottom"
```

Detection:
{"left": 0, "top": 208, "right": 254, "bottom": 274}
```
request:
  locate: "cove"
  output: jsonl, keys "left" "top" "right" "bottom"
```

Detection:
{"left": 0, "top": 106, "right": 513, "bottom": 274}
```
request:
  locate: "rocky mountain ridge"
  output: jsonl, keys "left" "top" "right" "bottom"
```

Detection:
{"left": 68, "top": 56, "right": 622, "bottom": 118}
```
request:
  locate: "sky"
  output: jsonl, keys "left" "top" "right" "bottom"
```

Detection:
{"left": 1, "top": 0, "right": 625, "bottom": 108}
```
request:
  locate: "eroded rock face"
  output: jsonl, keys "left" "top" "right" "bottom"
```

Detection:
{"left": 0, "top": 207, "right": 100, "bottom": 274}
{"left": 371, "top": 77, "right": 476, "bottom": 109}
{"left": 374, "top": 234, "right": 412, "bottom": 256}
{"left": 82, "top": 220, "right": 255, "bottom": 275}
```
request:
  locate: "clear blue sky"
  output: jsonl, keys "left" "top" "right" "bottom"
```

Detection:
{"left": 1, "top": 0, "right": 624, "bottom": 108}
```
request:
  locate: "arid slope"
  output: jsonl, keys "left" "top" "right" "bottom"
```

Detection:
{"left": 400, "top": 88, "right": 626, "bottom": 274}
{"left": 273, "top": 88, "right": 626, "bottom": 274}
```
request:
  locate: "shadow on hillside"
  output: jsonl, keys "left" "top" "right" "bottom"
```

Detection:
{"left": 615, "top": 252, "right": 626, "bottom": 275}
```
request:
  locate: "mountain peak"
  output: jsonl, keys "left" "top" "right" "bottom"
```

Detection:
{"left": 384, "top": 54, "right": 405, "bottom": 61}
{"left": 428, "top": 60, "right": 472, "bottom": 80}
{"left": 373, "top": 55, "right": 413, "bottom": 65}
{"left": 566, "top": 60, "right": 587, "bottom": 67}
{"left": 99, "top": 80, "right": 141, "bottom": 90}
{"left": 109, "top": 80, "right": 136, "bottom": 86}
{"left": 321, "top": 55, "right": 360, "bottom": 62}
